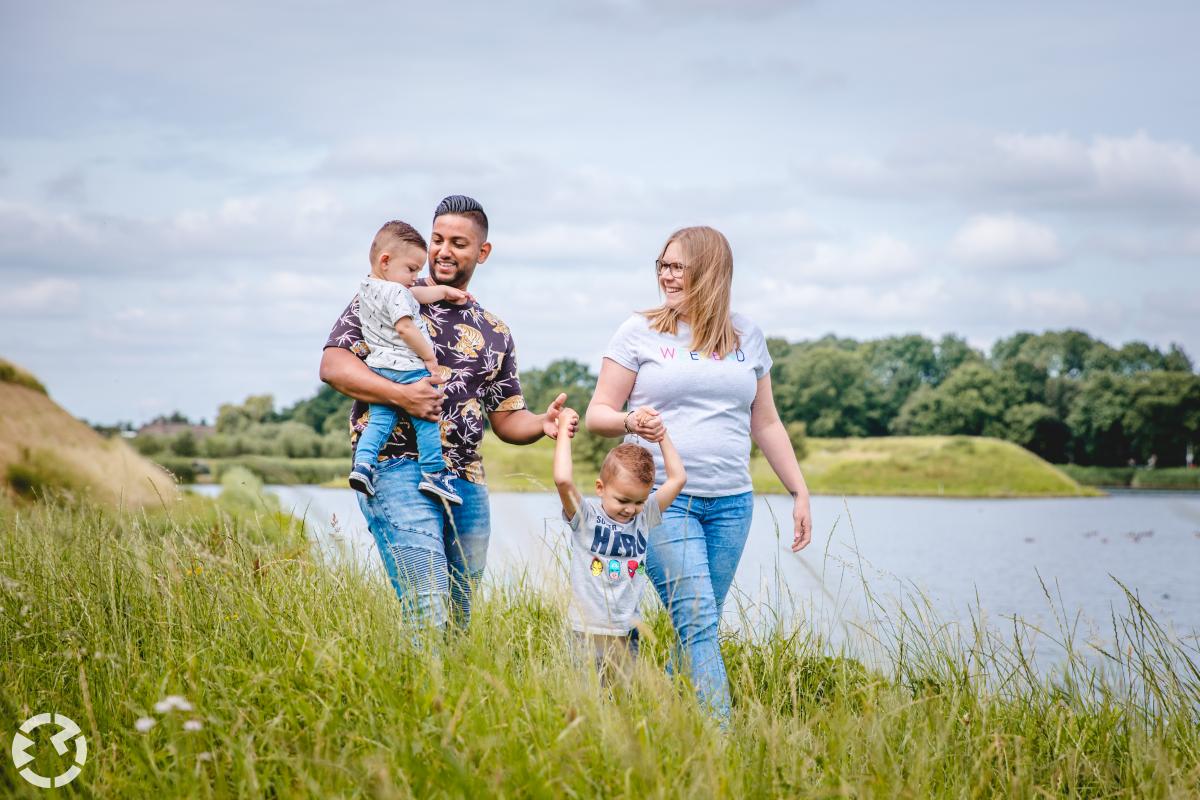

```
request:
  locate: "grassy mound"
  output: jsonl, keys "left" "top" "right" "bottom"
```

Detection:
{"left": 1, "top": 491, "right": 1196, "bottom": 796}
{"left": 0, "top": 369, "right": 177, "bottom": 507}
{"left": 481, "top": 433, "right": 1097, "bottom": 497}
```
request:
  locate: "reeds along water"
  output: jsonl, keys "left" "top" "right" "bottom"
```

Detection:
{"left": 1, "top": 483, "right": 1198, "bottom": 797}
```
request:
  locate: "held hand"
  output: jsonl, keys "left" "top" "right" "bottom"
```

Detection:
{"left": 543, "top": 393, "right": 578, "bottom": 439}
{"left": 558, "top": 408, "right": 580, "bottom": 433}
{"left": 627, "top": 406, "right": 665, "bottom": 443}
{"left": 791, "top": 493, "right": 812, "bottom": 552}
{"left": 423, "top": 359, "right": 441, "bottom": 376}
{"left": 442, "top": 287, "right": 474, "bottom": 304}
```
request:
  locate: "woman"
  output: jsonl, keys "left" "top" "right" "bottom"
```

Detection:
{"left": 586, "top": 226, "right": 812, "bottom": 721}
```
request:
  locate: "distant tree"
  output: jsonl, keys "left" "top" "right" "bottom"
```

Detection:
{"left": 931, "top": 334, "right": 982, "bottom": 385}
{"left": 171, "top": 430, "right": 198, "bottom": 458}
{"left": 861, "top": 334, "right": 939, "bottom": 420}
{"left": 893, "top": 362, "right": 1010, "bottom": 437}
{"left": 776, "top": 346, "right": 882, "bottom": 436}
{"left": 216, "top": 394, "right": 275, "bottom": 433}
{"left": 520, "top": 359, "right": 597, "bottom": 417}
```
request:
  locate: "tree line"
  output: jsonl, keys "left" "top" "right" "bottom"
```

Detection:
{"left": 133, "top": 329, "right": 1199, "bottom": 468}
{"left": 519, "top": 330, "right": 1199, "bottom": 468}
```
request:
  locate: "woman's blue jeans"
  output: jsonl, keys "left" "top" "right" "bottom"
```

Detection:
{"left": 645, "top": 491, "right": 753, "bottom": 722}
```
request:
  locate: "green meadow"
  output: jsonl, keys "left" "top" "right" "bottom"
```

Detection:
{"left": 2, "top": 469, "right": 1196, "bottom": 797}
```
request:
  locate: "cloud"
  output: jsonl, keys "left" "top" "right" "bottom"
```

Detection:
{"left": 0, "top": 277, "right": 82, "bottom": 313}
{"left": 43, "top": 167, "right": 88, "bottom": 202}
{"left": 690, "top": 55, "right": 846, "bottom": 91}
{"left": 316, "top": 138, "right": 500, "bottom": 180}
{"left": 802, "top": 130, "right": 1200, "bottom": 218}
{"left": 949, "top": 213, "right": 1062, "bottom": 270}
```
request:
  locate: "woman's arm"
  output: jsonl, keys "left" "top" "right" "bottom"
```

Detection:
{"left": 750, "top": 373, "right": 813, "bottom": 551}
{"left": 586, "top": 358, "right": 664, "bottom": 442}
{"left": 318, "top": 347, "right": 444, "bottom": 421}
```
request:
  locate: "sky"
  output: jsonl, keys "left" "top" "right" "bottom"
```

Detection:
{"left": 1, "top": 0, "right": 1197, "bottom": 424}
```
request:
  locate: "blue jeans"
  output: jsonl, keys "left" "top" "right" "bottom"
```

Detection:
{"left": 356, "top": 457, "right": 490, "bottom": 628}
{"left": 645, "top": 491, "right": 754, "bottom": 722}
{"left": 356, "top": 367, "right": 445, "bottom": 474}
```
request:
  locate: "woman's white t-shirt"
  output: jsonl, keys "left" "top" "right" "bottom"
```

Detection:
{"left": 604, "top": 312, "right": 772, "bottom": 497}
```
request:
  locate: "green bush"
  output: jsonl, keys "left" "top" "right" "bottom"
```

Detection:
{"left": 212, "top": 456, "right": 346, "bottom": 485}
{"left": 1059, "top": 464, "right": 1135, "bottom": 487}
{"left": 1132, "top": 468, "right": 1200, "bottom": 490}
{"left": 4, "top": 448, "right": 89, "bottom": 500}
{"left": 153, "top": 456, "right": 203, "bottom": 484}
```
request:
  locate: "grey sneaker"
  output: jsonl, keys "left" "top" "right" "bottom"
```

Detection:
{"left": 419, "top": 470, "right": 463, "bottom": 505}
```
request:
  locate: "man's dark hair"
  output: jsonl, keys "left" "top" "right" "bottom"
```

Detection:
{"left": 434, "top": 194, "right": 489, "bottom": 238}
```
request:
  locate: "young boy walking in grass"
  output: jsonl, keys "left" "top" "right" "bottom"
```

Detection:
{"left": 553, "top": 407, "right": 686, "bottom": 678}
{"left": 347, "top": 220, "right": 471, "bottom": 504}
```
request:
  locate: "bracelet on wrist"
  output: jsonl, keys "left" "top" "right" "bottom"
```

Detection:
{"left": 623, "top": 410, "right": 636, "bottom": 434}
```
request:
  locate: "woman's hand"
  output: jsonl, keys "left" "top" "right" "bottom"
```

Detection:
{"left": 791, "top": 492, "right": 812, "bottom": 552}
{"left": 627, "top": 406, "right": 665, "bottom": 442}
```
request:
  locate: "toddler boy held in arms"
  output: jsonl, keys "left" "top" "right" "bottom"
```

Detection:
{"left": 348, "top": 220, "right": 470, "bottom": 505}
{"left": 553, "top": 408, "right": 686, "bottom": 676}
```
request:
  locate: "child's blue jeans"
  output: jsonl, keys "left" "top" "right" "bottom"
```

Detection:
{"left": 355, "top": 366, "right": 445, "bottom": 474}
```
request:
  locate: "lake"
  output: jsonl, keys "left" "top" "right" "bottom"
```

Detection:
{"left": 190, "top": 484, "right": 1200, "bottom": 663}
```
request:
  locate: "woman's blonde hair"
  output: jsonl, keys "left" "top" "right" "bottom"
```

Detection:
{"left": 643, "top": 226, "right": 741, "bottom": 358}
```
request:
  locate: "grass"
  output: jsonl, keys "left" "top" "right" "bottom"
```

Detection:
{"left": 0, "top": 358, "right": 47, "bottom": 395}
{"left": 0, "top": 381, "right": 176, "bottom": 508}
{"left": 155, "top": 434, "right": 1097, "bottom": 498}
{"left": 1, "top": 482, "right": 1197, "bottom": 797}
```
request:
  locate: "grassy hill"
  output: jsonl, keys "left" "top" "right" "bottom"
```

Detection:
{"left": 479, "top": 432, "right": 1098, "bottom": 497}
{"left": 0, "top": 358, "right": 178, "bottom": 507}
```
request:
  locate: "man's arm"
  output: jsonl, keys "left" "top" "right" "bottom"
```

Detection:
{"left": 488, "top": 393, "right": 574, "bottom": 445}
{"left": 553, "top": 409, "right": 583, "bottom": 521}
{"left": 319, "top": 347, "right": 444, "bottom": 421}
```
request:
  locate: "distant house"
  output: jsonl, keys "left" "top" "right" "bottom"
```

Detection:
{"left": 136, "top": 421, "right": 215, "bottom": 439}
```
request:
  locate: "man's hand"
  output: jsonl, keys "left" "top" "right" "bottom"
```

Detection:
{"left": 402, "top": 372, "right": 446, "bottom": 422}
{"left": 543, "top": 393, "right": 579, "bottom": 439}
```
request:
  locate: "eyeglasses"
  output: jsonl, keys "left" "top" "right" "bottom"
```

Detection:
{"left": 655, "top": 259, "right": 690, "bottom": 279}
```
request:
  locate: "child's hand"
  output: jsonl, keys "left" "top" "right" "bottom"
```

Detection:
{"left": 558, "top": 408, "right": 579, "bottom": 433}
{"left": 627, "top": 406, "right": 665, "bottom": 442}
{"left": 442, "top": 287, "right": 474, "bottom": 304}
{"left": 424, "top": 359, "right": 440, "bottom": 376}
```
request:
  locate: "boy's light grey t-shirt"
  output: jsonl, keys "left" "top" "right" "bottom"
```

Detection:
{"left": 357, "top": 277, "right": 432, "bottom": 372}
{"left": 567, "top": 494, "right": 662, "bottom": 636}
{"left": 605, "top": 312, "right": 772, "bottom": 497}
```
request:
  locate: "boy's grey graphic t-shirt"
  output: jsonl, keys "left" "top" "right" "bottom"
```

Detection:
{"left": 604, "top": 312, "right": 772, "bottom": 496}
{"left": 568, "top": 494, "right": 662, "bottom": 635}
{"left": 357, "top": 277, "right": 431, "bottom": 371}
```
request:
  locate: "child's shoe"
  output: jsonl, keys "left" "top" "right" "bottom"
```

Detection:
{"left": 348, "top": 463, "right": 376, "bottom": 496}
{"left": 419, "top": 470, "right": 463, "bottom": 505}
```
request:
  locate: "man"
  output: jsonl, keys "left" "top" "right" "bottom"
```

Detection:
{"left": 320, "top": 195, "right": 576, "bottom": 628}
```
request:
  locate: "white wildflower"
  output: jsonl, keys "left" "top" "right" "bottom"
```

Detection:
{"left": 196, "top": 752, "right": 213, "bottom": 762}
{"left": 135, "top": 717, "right": 156, "bottom": 732}
{"left": 183, "top": 719, "right": 203, "bottom": 732}
{"left": 154, "top": 695, "right": 194, "bottom": 713}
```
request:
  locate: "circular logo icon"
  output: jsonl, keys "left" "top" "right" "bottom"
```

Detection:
{"left": 12, "top": 713, "right": 87, "bottom": 789}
